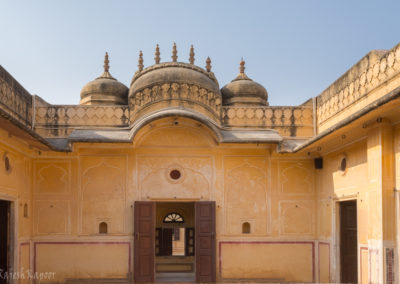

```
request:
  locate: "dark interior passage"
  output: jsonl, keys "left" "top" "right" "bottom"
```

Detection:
{"left": 340, "top": 200, "right": 358, "bottom": 284}
{"left": 0, "top": 200, "right": 10, "bottom": 284}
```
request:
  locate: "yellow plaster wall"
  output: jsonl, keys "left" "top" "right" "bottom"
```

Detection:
{"left": 19, "top": 243, "right": 30, "bottom": 284}
{"left": 220, "top": 242, "right": 314, "bottom": 282}
{"left": 0, "top": 128, "right": 34, "bottom": 276}
{"left": 28, "top": 117, "right": 325, "bottom": 282}
{"left": 318, "top": 243, "right": 330, "bottom": 283}
{"left": 35, "top": 243, "right": 130, "bottom": 282}
{"left": 270, "top": 158, "right": 316, "bottom": 238}
{"left": 315, "top": 122, "right": 398, "bottom": 283}
{"left": 315, "top": 139, "right": 368, "bottom": 281}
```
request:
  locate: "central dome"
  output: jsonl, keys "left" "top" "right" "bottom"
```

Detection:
{"left": 127, "top": 44, "right": 222, "bottom": 124}
{"left": 129, "top": 62, "right": 220, "bottom": 96}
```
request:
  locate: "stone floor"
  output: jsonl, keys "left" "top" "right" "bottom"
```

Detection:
{"left": 155, "top": 272, "right": 195, "bottom": 282}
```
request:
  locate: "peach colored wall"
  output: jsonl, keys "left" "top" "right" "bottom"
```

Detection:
{"left": 318, "top": 242, "right": 330, "bottom": 283}
{"left": 315, "top": 122, "right": 399, "bottom": 283}
{"left": 220, "top": 242, "right": 314, "bottom": 282}
{"left": 0, "top": 128, "right": 33, "bottom": 278}
{"left": 35, "top": 243, "right": 130, "bottom": 282}
{"left": 25, "top": 117, "right": 324, "bottom": 282}
{"left": 7, "top": 115, "right": 398, "bottom": 282}
{"left": 2, "top": 115, "right": 398, "bottom": 283}
{"left": 315, "top": 139, "right": 368, "bottom": 282}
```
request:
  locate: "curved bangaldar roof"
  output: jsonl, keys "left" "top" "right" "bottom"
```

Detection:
{"left": 129, "top": 61, "right": 220, "bottom": 95}
{"left": 128, "top": 44, "right": 222, "bottom": 123}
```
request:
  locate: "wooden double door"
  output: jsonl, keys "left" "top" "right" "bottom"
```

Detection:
{"left": 134, "top": 201, "right": 216, "bottom": 283}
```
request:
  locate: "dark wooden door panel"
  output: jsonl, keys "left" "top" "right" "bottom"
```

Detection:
{"left": 134, "top": 201, "right": 155, "bottom": 283}
{"left": 340, "top": 200, "right": 358, "bottom": 284}
{"left": 195, "top": 201, "right": 216, "bottom": 283}
{"left": 185, "top": 228, "right": 195, "bottom": 256}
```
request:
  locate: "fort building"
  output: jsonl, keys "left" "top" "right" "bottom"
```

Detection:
{"left": 1, "top": 42, "right": 400, "bottom": 283}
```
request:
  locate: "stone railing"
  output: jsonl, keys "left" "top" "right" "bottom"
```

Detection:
{"left": 317, "top": 43, "right": 400, "bottom": 124}
{"left": 0, "top": 65, "right": 32, "bottom": 127}
{"left": 35, "top": 105, "right": 130, "bottom": 127}
{"left": 34, "top": 105, "right": 130, "bottom": 137}
{"left": 222, "top": 106, "right": 314, "bottom": 137}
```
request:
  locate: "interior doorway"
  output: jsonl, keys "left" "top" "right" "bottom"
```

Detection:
{"left": 134, "top": 201, "right": 216, "bottom": 283}
{"left": 339, "top": 200, "right": 358, "bottom": 284}
{"left": 0, "top": 200, "right": 10, "bottom": 284}
{"left": 155, "top": 202, "right": 195, "bottom": 282}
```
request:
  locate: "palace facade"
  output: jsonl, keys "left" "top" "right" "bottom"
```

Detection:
{"left": 1, "top": 42, "right": 400, "bottom": 283}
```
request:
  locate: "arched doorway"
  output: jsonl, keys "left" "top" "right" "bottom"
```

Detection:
{"left": 155, "top": 203, "right": 195, "bottom": 282}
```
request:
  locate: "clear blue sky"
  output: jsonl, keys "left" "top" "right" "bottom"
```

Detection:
{"left": 0, "top": 0, "right": 399, "bottom": 106}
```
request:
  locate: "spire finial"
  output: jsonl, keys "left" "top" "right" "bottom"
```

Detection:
{"left": 104, "top": 52, "right": 110, "bottom": 72}
{"left": 189, "top": 45, "right": 195, "bottom": 64}
{"left": 154, "top": 44, "right": 161, "bottom": 64}
{"left": 206, "top": 57, "right": 212, "bottom": 72}
{"left": 96, "top": 52, "right": 115, "bottom": 80}
{"left": 240, "top": 57, "right": 245, "bottom": 74}
{"left": 172, "top": 43, "right": 178, "bottom": 62}
{"left": 233, "top": 57, "right": 250, "bottom": 81}
{"left": 138, "top": 51, "right": 144, "bottom": 71}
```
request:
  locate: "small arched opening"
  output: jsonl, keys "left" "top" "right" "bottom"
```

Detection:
{"left": 242, "top": 222, "right": 251, "bottom": 234}
{"left": 99, "top": 222, "right": 108, "bottom": 234}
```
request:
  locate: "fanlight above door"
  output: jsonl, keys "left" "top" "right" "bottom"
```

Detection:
{"left": 163, "top": 212, "right": 184, "bottom": 223}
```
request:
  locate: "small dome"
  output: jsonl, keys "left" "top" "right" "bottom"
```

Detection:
{"left": 221, "top": 59, "right": 268, "bottom": 106}
{"left": 80, "top": 53, "right": 128, "bottom": 105}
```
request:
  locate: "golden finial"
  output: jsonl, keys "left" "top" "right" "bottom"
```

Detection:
{"left": 172, "top": 43, "right": 178, "bottom": 62}
{"left": 154, "top": 44, "right": 160, "bottom": 64}
{"left": 189, "top": 45, "right": 195, "bottom": 64}
{"left": 138, "top": 50, "right": 144, "bottom": 71}
{"left": 240, "top": 57, "right": 245, "bottom": 74}
{"left": 205, "top": 57, "right": 212, "bottom": 72}
{"left": 104, "top": 52, "right": 110, "bottom": 72}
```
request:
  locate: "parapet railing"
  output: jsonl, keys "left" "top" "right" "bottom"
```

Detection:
{"left": 34, "top": 105, "right": 130, "bottom": 127}
{"left": 316, "top": 43, "right": 400, "bottom": 125}
{"left": 222, "top": 105, "right": 314, "bottom": 137}
{"left": 0, "top": 65, "right": 33, "bottom": 127}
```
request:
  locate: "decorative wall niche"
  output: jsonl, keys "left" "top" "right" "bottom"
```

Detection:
{"left": 242, "top": 222, "right": 251, "bottom": 234}
{"left": 34, "top": 161, "right": 70, "bottom": 194}
{"left": 80, "top": 156, "right": 126, "bottom": 235}
{"left": 224, "top": 156, "right": 268, "bottom": 235}
{"left": 99, "top": 222, "right": 108, "bottom": 234}
{"left": 279, "top": 161, "right": 313, "bottom": 195}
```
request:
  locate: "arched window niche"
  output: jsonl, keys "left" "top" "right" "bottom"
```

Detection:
{"left": 99, "top": 222, "right": 108, "bottom": 234}
{"left": 242, "top": 222, "right": 251, "bottom": 234}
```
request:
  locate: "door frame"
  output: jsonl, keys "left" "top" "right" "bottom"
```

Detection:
{"left": 0, "top": 195, "right": 16, "bottom": 284}
{"left": 134, "top": 200, "right": 216, "bottom": 283}
{"left": 334, "top": 197, "right": 358, "bottom": 283}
